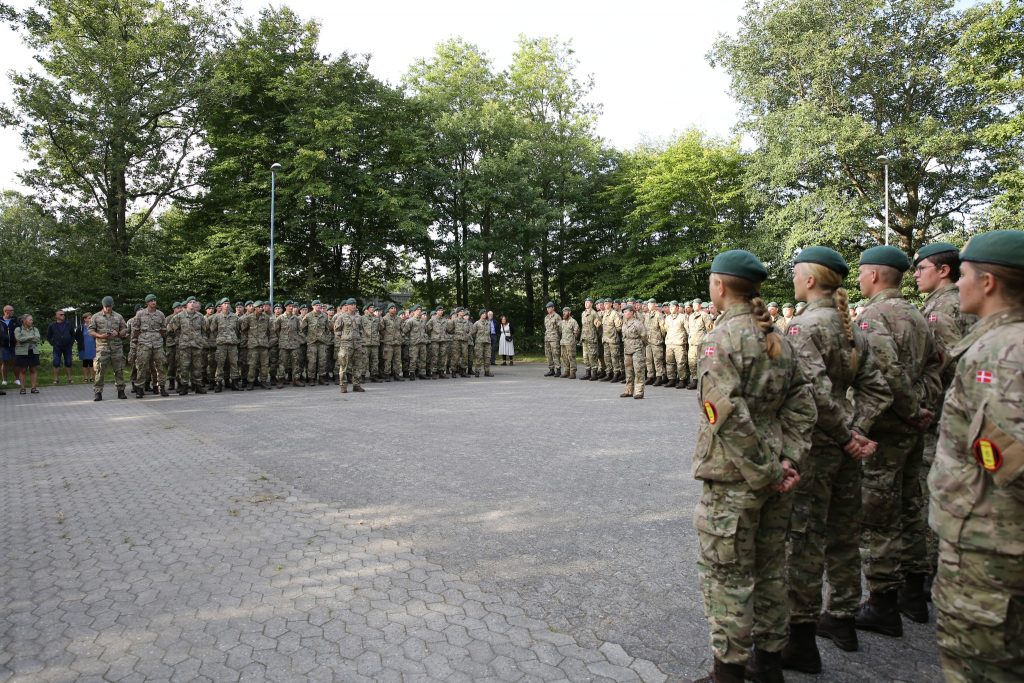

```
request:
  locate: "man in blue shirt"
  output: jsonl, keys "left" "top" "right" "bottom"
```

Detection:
{"left": 487, "top": 310, "right": 497, "bottom": 365}
{"left": 47, "top": 309, "right": 76, "bottom": 384}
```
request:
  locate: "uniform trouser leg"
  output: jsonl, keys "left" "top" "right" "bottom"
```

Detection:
{"left": 649, "top": 344, "right": 665, "bottom": 378}
{"left": 862, "top": 430, "right": 927, "bottom": 592}
{"left": 306, "top": 342, "right": 325, "bottom": 379}
{"left": 207, "top": 347, "right": 217, "bottom": 383}
{"left": 933, "top": 540, "right": 1024, "bottom": 683}
{"left": 581, "top": 340, "right": 597, "bottom": 371}
{"left": 428, "top": 344, "right": 439, "bottom": 375}
{"left": 94, "top": 346, "right": 126, "bottom": 394}
{"left": 216, "top": 344, "right": 238, "bottom": 381}
{"left": 630, "top": 349, "right": 645, "bottom": 395}
{"left": 136, "top": 346, "right": 166, "bottom": 388}
{"left": 392, "top": 344, "right": 404, "bottom": 376}
{"left": 366, "top": 346, "right": 379, "bottom": 378}
{"left": 609, "top": 342, "right": 623, "bottom": 373}
{"left": 247, "top": 348, "right": 269, "bottom": 384}
{"left": 408, "top": 344, "right": 420, "bottom": 375}
{"left": 475, "top": 343, "right": 490, "bottom": 373}
{"left": 382, "top": 345, "right": 395, "bottom": 377}
{"left": 697, "top": 481, "right": 793, "bottom": 665}
{"left": 277, "top": 348, "right": 296, "bottom": 380}
{"left": 442, "top": 342, "right": 452, "bottom": 372}
{"left": 922, "top": 429, "right": 940, "bottom": 574}
{"left": 238, "top": 347, "right": 247, "bottom": 382}
{"left": 459, "top": 342, "right": 469, "bottom": 372}
{"left": 645, "top": 345, "right": 654, "bottom": 377}
{"left": 666, "top": 344, "right": 685, "bottom": 382}
{"left": 688, "top": 344, "right": 700, "bottom": 379}
{"left": 179, "top": 348, "right": 203, "bottom": 388}
{"left": 268, "top": 346, "right": 278, "bottom": 380}
{"left": 602, "top": 341, "right": 612, "bottom": 372}
{"left": 336, "top": 344, "right": 353, "bottom": 387}
{"left": 788, "top": 441, "right": 863, "bottom": 621}
{"left": 128, "top": 343, "right": 138, "bottom": 383}
{"left": 624, "top": 352, "right": 634, "bottom": 391}
{"left": 560, "top": 346, "right": 576, "bottom": 375}
{"left": 166, "top": 346, "right": 177, "bottom": 383}
{"left": 544, "top": 340, "right": 559, "bottom": 370}
{"left": 354, "top": 347, "right": 367, "bottom": 386}
{"left": 297, "top": 345, "right": 306, "bottom": 379}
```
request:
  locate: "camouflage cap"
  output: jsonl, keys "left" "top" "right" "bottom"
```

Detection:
{"left": 860, "top": 245, "right": 910, "bottom": 272}
{"left": 960, "top": 230, "right": 1024, "bottom": 270}
{"left": 234, "top": 301, "right": 243, "bottom": 308}
{"left": 145, "top": 294, "right": 157, "bottom": 303}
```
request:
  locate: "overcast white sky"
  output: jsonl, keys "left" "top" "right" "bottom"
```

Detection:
{"left": 0, "top": 0, "right": 748, "bottom": 193}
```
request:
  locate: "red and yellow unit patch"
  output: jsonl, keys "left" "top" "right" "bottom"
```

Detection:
{"left": 703, "top": 401, "right": 718, "bottom": 425}
{"left": 973, "top": 437, "right": 1003, "bottom": 472}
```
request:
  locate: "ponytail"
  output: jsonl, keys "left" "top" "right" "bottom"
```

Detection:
{"left": 834, "top": 286, "right": 859, "bottom": 372}
{"left": 751, "top": 296, "right": 783, "bottom": 360}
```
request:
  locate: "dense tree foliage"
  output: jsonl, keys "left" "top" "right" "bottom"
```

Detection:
{"left": 1, "top": 0, "right": 1019, "bottom": 335}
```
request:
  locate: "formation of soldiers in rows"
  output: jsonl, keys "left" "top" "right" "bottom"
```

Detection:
{"left": 86, "top": 298, "right": 499, "bottom": 400}
{"left": 688, "top": 235, "right": 1022, "bottom": 683}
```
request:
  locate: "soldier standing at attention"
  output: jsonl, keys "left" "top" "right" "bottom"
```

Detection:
{"left": 126, "top": 304, "right": 142, "bottom": 389}
{"left": 301, "top": 300, "right": 331, "bottom": 386}
{"left": 362, "top": 304, "right": 381, "bottom": 383}
{"left": 543, "top": 302, "right": 561, "bottom": 377}
{"left": 854, "top": 246, "right": 943, "bottom": 638}
{"left": 273, "top": 302, "right": 303, "bottom": 388}
{"left": 240, "top": 300, "right": 274, "bottom": 390}
{"left": 89, "top": 296, "right": 129, "bottom": 401}
{"left": 209, "top": 298, "right": 240, "bottom": 392}
{"left": 664, "top": 301, "right": 689, "bottom": 389}
{"left": 333, "top": 298, "right": 364, "bottom": 393}
{"left": 644, "top": 298, "right": 667, "bottom": 386}
{"left": 236, "top": 302, "right": 249, "bottom": 387}
{"left": 687, "top": 298, "right": 714, "bottom": 390}
{"left": 691, "top": 250, "right": 815, "bottom": 683}
{"left": 911, "top": 242, "right": 974, "bottom": 600}
{"left": 164, "top": 301, "right": 183, "bottom": 391}
{"left": 380, "top": 303, "right": 404, "bottom": 382}
{"left": 414, "top": 306, "right": 429, "bottom": 379}
{"left": 558, "top": 306, "right": 580, "bottom": 378}
{"left": 619, "top": 304, "right": 646, "bottom": 399}
{"left": 132, "top": 295, "right": 168, "bottom": 398}
{"left": 579, "top": 297, "right": 599, "bottom": 380}
{"left": 472, "top": 309, "right": 494, "bottom": 377}
{"left": 171, "top": 298, "right": 208, "bottom": 395}
{"left": 600, "top": 299, "right": 624, "bottom": 382}
{"left": 781, "top": 247, "right": 892, "bottom": 671}
{"left": 928, "top": 230, "right": 1024, "bottom": 683}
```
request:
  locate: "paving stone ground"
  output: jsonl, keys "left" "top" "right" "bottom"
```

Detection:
{"left": 1, "top": 363, "right": 941, "bottom": 682}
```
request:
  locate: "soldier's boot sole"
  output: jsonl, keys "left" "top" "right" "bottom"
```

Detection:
{"left": 816, "top": 613, "right": 858, "bottom": 651}
{"left": 619, "top": 392, "right": 632, "bottom": 398}
{"left": 245, "top": 385, "right": 255, "bottom": 391}
{"left": 855, "top": 591, "right": 903, "bottom": 637}
{"left": 484, "top": 372, "right": 493, "bottom": 377}
{"left": 117, "top": 390, "right": 128, "bottom": 399}
{"left": 93, "top": 394, "right": 102, "bottom": 401}
{"left": 196, "top": 388, "right": 207, "bottom": 394}
{"left": 633, "top": 394, "right": 643, "bottom": 399}
{"left": 897, "top": 574, "right": 931, "bottom": 623}
{"left": 560, "top": 373, "right": 570, "bottom": 378}
{"left": 780, "top": 622, "right": 821, "bottom": 673}
{"left": 352, "top": 385, "right": 365, "bottom": 392}
{"left": 569, "top": 373, "right": 576, "bottom": 379}
{"left": 744, "top": 647, "right": 785, "bottom": 683}
{"left": 694, "top": 659, "right": 745, "bottom": 683}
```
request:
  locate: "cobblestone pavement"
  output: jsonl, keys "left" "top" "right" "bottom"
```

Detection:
{"left": 1, "top": 363, "right": 942, "bottom": 682}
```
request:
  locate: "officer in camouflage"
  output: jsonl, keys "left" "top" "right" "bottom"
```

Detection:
{"left": 644, "top": 298, "right": 667, "bottom": 386}
{"left": 89, "top": 296, "right": 129, "bottom": 401}
{"left": 664, "top": 301, "right": 689, "bottom": 389}
{"left": 132, "top": 294, "right": 168, "bottom": 398}
{"left": 687, "top": 298, "right": 714, "bottom": 390}
{"left": 692, "top": 250, "right": 815, "bottom": 683}
{"left": 301, "top": 300, "right": 331, "bottom": 386}
{"left": 333, "top": 298, "right": 364, "bottom": 393}
{"left": 928, "top": 230, "right": 1024, "bottom": 683}
{"left": 209, "top": 298, "right": 240, "bottom": 391}
{"left": 619, "top": 304, "right": 646, "bottom": 399}
{"left": 542, "top": 301, "right": 561, "bottom": 377}
{"left": 558, "top": 306, "right": 580, "bottom": 378}
{"left": 472, "top": 309, "right": 493, "bottom": 378}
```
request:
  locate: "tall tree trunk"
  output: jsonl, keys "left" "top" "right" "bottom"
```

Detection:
{"left": 481, "top": 204, "right": 492, "bottom": 308}
{"left": 524, "top": 259, "right": 535, "bottom": 337}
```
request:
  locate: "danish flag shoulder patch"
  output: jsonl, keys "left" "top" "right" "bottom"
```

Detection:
{"left": 787, "top": 326, "right": 800, "bottom": 335}
{"left": 704, "top": 346, "right": 715, "bottom": 357}
{"left": 928, "top": 313, "right": 938, "bottom": 322}
{"left": 976, "top": 370, "right": 993, "bottom": 384}
{"left": 859, "top": 322, "right": 869, "bottom": 330}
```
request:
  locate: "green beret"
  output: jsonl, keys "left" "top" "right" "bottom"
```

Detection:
{"left": 101, "top": 296, "right": 114, "bottom": 307}
{"left": 388, "top": 303, "right": 397, "bottom": 310}
{"left": 216, "top": 297, "right": 229, "bottom": 306}
{"left": 621, "top": 304, "right": 633, "bottom": 312}
{"left": 245, "top": 300, "right": 253, "bottom": 306}
{"left": 782, "top": 302, "right": 794, "bottom": 310}
{"left": 234, "top": 301, "right": 243, "bottom": 308}
{"left": 613, "top": 299, "right": 621, "bottom": 304}
{"left": 669, "top": 300, "right": 679, "bottom": 306}
{"left": 133, "top": 303, "right": 143, "bottom": 311}
{"left": 767, "top": 302, "right": 779, "bottom": 309}
{"left": 253, "top": 300, "right": 263, "bottom": 307}
{"left": 412, "top": 305, "right": 421, "bottom": 311}
{"left": 345, "top": 298, "right": 357, "bottom": 305}
{"left": 794, "top": 246, "right": 850, "bottom": 277}
{"left": 860, "top": 245, "right": 910, "bottom": 272}
{"left": 710, "top": 249, "right": 768, "bottom": 284}
{"left": 960, "top": 230, "right": 1024, "bottom": 270}
{"left": 310, "top": 299, "right": 320, "bottom": 306}
{"left": 479, "top": 308, "right": 488, "bottom": 315}
{"left": 562, "top": 306, "right": 571, "bottom": 312}
{"left": 914, "top": 242, "right": 959, "bottom": 266}
{"left": 584, "top": 296, "right": 593, "bottom": 302}
{"left": 646, "top": 298, "right": 657, "bottom": 304}
{"left": 692, "top": 298, "right": 702, "bottom": 305}
{"left": 144, "top": 294, "right": 157, "bottom": 303}
{"left": 171, "top": 301, "right": 181, "bottom": 308}
{"left": 185, "top": 296, "right": 196, "bottom": 303}
{"left": 545, "top": 301, "right": 555, "bottom": 308}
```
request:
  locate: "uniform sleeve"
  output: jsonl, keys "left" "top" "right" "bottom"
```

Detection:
{"left": 792, "top": 329, "right": 852, "bottom": 446}
{"left": 776, "top": 355, "right": 817, "bottom": 472}
{"left": 849, "top": 341, "right": 894, "bottom": 435}
{"left": 917, "top": 335, "right": 945, "bottom": 414}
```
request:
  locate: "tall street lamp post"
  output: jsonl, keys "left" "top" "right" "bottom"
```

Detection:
{"left": 270, "top": 163, "right": 282, "bottom": 309}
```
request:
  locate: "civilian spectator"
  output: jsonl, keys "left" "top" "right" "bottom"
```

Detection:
{"left": 47, "top": 309, "right": 75, "bottom": 384}
{"left": 76, "top": 312, "right": 96, "bottom": 383}
{"left": 487, "top": 310, "right": 497, "bottom": 365}
{"left": 498, "top": 315, "right": 515, "bottom": 365}
{"left": 1, "top": 304, "right": 18, "bottom": 386}
{"left": 15, "top": 314, "right": 41, "bottom": 394}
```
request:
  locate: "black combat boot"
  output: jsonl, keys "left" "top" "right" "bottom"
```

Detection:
{"left": 897, "top": 574, "right": 930, "bottom": 623}
{"left": 231, "top": 379, "right": 240, "bottom": 391}
{"left": 579, "top": 369, "right": 590, "bottom": 380}
{"left": 245, "top": 382, "right": 255, "bottom": 391}
{"left": 544, "top": 368, "right": 555, "bottom": 377}
{"left": 168, "top": 378, "right": 175, "bottom": 391}
{"left": 352, "top": 385, "right": 365, "bottom": 392}
{"left": 855, "top": 590, "right": 903, "bottom": 637}
{"left": 179, "top": 384, "right": 189, "bottom": 396}
{"left": 93, "top": 393, "right": 102, "bottom": 401}
{"left": 687, "top": 379, "right": 698, "bottom": 390}
{"left": 817, "top": 612, "right": 858, "bottom": 651}
{"left": 780, "top": 621, "right": 821, "bottom": 673}
{"left": 645, "top": 376, "right": 655, "bottom": 385}
{"left": 196, "top": 384, "right": 207, "bottom": 394}
{"left": 159, "top": 385, "right": 169, "bottom": 397}
{"left": 117, "top": 388, "right": 128, "bottom": 399}
{"left": 134, "top": 386, "right": 145, "bottom": 399}
{"left": 394, "top": 374, "right": 405, "bottom": 382}
{"left": 694, "top": 658, "right": 745, "bottom": 683}
{"left": 214, "top": 381, "right": 223, "bottom": 393}
{"left": 744, "top": 647, "right": 784, "bottom": 683}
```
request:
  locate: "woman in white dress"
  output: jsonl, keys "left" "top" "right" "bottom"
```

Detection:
{"left": 497, "top": 315, "right": 515, "bottom": 364}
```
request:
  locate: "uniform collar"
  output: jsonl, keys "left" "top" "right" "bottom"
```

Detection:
{"left": 951, "top": 306, "right": 1024, "bottom": 358}
{"left": 866, "top": 287, "right": 903, "bottom": 305}
{"left": 718, "top": 301, "right": 753, "bottom": 323}
{"left": 923, "top": 282, "right": 958, "bottom": 305}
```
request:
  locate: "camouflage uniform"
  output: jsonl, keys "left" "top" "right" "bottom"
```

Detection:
{"left": 363, "top": 312, "right": 382, "bottom": 381}
{"left": 209, "top": 309, "right": 240, "bottom": 385}
{"left": 621, "top": 314, "right": 646, "bottom": 397}
{"left": 380, "top": 311, "right": 403, "bottom": 380}
{"left": 693, "top": 302, "right": 815, "bottom": 666}
{"left": 543, "top": 310, "right": 561, "bottom": 374}
{"left": 174, "top": 310, "right": 208, "bottom": 391}
{"left": 240, "top": 311, "right": 274, "bottom": 386}
{"left": 90, "top": 309, "right": 128, "bottom": 396}
{"left": 858, "top": 288, "right": 943, "bottom": 595}
{"left": 472, "top": 316, "right": 493, "bottom": 377}
{"left": 273, "top": 312, "right": 302, "bottom": 384}
{"left": 164, "top": 309, "right": 179, "bottom": 388}
{"left": 301, "top": 310, "right": 331, "bottom": 384}
{"left": 402, "top": 314, "right": 420, "bottom": 379}
{"left": 332, "top": 309, "right": 363, "bottom": 390}
{"left": 414, "top": 313, "right": 429, "bottom": 377}
{"left": 664, "top": 310, "right": 689, "bottom": 385}
{"left": 687, "top": 307, "right": 714, "bottom": 383}
{"left": 205, "top": 311, "right": 217, "bottom": 385}
{"left": 929, "top": 307, "right": 1024, "bottom": 683}
{"left": 785, "top": 300, "right": 892, "bottom": 626}
{"left": 126, "top": 315, "right": 139, "bottom": 385}
{"left": 580, "top": 305, "right": 600, "bottom": 378}
{"left": 428, "top": 313, "right": 448, "bottom": 378}
{"left": 597, "top": 306, "right": 623, "bottom": 378}
{"left": 645, "top": 308, "right": 667, "bottom": 383}
{"left": 558, "top": 314, "right": 580, "bottom": 378}
{"left": 133, "top": 307, "right": 167, "bottom": 391}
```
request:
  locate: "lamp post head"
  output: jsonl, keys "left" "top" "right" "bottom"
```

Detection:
{"left": 876, "top": 155, "right": 889, "bottom": 165}
{"left": 270, "top": 163, "right": 282, "bottom": 171}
